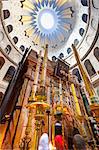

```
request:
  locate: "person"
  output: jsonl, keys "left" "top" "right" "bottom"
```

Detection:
{"left": 38, "top": 133, "right": 49, "bottom": 150}
{"left": 55, "top": 135, "right": 64, "bottom": 150}
{"left": 68, "top": 127, "right": 80, "bottom": 150}
{"left": 73, "top": 134, "right": 87, "bottom": 150}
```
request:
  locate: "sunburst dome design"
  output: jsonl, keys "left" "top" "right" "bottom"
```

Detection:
{"left": 20, "top": 0, "right": 75, "bottom": 50}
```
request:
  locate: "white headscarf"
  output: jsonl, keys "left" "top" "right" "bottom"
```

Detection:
{"left": 38, "top": 133, "right": 49, "bottom": 150}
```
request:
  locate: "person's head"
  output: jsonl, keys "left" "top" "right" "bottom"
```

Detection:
{"left": 73, "top": 134, "right": 86, "bottom": 150}
{"left": 72, "top": 127, "right": 80, "bottom": 136}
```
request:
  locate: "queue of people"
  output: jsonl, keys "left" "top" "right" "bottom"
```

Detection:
{"left": 38, "top": 132, "right": 87, "bottom": 150}
{"left": 37, "top": 120, "right": 99, "bottom": 150}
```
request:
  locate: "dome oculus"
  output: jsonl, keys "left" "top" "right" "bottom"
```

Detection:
{"left": 20, "top": 0, "right": 75, "bottom": 49}
{"left": 40, "top": 10, "right": 55, "bottom": 30}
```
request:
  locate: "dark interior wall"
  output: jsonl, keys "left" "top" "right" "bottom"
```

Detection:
{"left": 0, "top": 63, "right": 27, "bottom": 122}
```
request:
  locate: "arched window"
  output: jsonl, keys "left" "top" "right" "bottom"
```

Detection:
{"left": 79, "top": 28, "right": 85, "bottom": 36}
{"left": 5, "top": 45, "right": 11, "bottom": 54}
{"left": 67, "top": 48, "right": 72, "bottom": 54}
{"left": 82, "top": 14, "right": 88, "bottom": 23}
{"left": 7, "top": 25, "right": 13, "bottom": 33}
{"left": 94, "top": 47, "right": 99, "bottom": 61}
{"left": 84, "top": 59, "right": 96, "bottom": 77}
{"left": 0, "top": 57, "right": 5, "bottom": 69}
{"left": 74, "top": 39, "right": 79, "bottom": 46}
{"left": 13, "top": 36, "right": 18, "bottom": 44}
{"left": 0, "top": 31, "right": 4, "bottom": 42}
{"left": 72, "top": 68, "right": 82, "bottom": 83}
{"left": 3, "top": 66, "right": 16, "bottom": 82}
{"left": 59, "top": 53, "right": 64, "bottom": 59}
{"left": 0, "top": 92, "right": 4, "bottom": 106}
{"left": 3, "top": 10, "right": 10, "bottom": 19}
{"left": 20, "top": 45, "right": 25, "bottom": 52}
{"left": 81, "top": 0, "right": 88, "bottom": 6}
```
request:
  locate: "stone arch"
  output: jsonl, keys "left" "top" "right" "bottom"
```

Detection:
{"left": 67, "top": 48, "right": 72, "bottom": 54}
{"left": 84, "top": 59, "right": 96, "bottom": 77}
{"left": 3, "top": 10, "right": 10, "bottom": 19}
{"left": 79, "top": 28, "right": 85, "bottom": 36}
{"left": 13, "top": 36, "right": 18, "bottom": 44}
{"left": 3, "top": 66, "right": 16, "bottom": 82}
{"left": 82, "top": 14, "right": 88, "bottom": 23}
{"left": 7, "top": 25, "right": 13, "bottom": 33}
{"left": 20, "top": 45, "right": 25, "bottom": 52}
{"left": 74, "top": 39, "right": 79, "bottom": 46}
{"left": 81, "top": 0, "right": 88, "bottom": 6}
{"left": 72, "top": 68, "right": 82, "bottom": 83}
{"left": 94, "top": 47, "right": 99, "bottom": 61}
{"left": 5, "top": 45, "right": 11, "bottom": 54}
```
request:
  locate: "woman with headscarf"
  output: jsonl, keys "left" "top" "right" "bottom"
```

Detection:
{"left": 55, "top": 135, "right": 64, "bottom": 150}
{"left": 73, "top": 134, "right": 87, "bottom": 150}
{"left": 38, "top": 133, "right": 49, "bottom": 150}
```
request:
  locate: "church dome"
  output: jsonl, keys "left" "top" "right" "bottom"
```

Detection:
{"left": 0, "top": 0, "right": 99, "bottom": 94}
{"left": 1, "top": 0, "right": 98, "bottom": 64}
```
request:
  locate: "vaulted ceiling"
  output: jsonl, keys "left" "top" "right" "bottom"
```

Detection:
{"left": 0, "top": 0, "right": 99, "bottom": 66}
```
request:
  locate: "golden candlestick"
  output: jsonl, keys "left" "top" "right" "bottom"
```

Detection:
{"left": 59, "top": 79, "right": 64, "bottom": 140}
{"left": 29, "top": 50, "right": 42, "bottom": 101}
{"left": 59, "top": 79, "right": 63, "bottom": 107}
{"left": 71, "top": 44, "right": 95, "bottom": 102}
{"left": 51, "top": 83, "right": 55, "bottom": 147}
{"left": 41, "top": 44, "right": 48, "bottom": 87}
{"left": 72, "top": 44, "right": 99, "bottom": 124}
{"left": 71, "top": 83, "right": 81, "bottom": 116}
